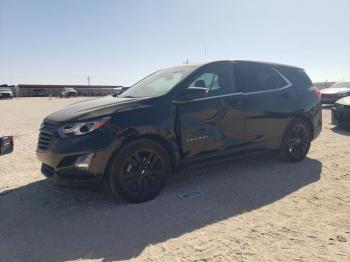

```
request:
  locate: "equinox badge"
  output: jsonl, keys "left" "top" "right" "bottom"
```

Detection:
{"left": 186, "top": 135, "right": 208, "bottom": 143}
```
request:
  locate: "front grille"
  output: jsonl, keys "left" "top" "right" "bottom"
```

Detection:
{"left": 37, "top": 122, "right": 60, "bottom": 151}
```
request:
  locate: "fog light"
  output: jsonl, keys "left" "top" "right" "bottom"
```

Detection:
{"left": 75, "top": 153, "right": 94, "bottom": 170}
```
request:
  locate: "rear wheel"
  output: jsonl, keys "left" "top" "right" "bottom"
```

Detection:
{"left": 107, "top": 140, "right": 171, "bottom": 203}
{"left": 279, "top": 118, "right": 312, "bottom": 162}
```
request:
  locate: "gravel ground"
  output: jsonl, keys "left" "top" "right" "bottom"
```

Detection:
{"left": 0, "top": 97, "right": 349, "bottom": 262}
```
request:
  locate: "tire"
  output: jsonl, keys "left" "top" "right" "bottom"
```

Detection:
{"left": 107, "top": 139, "right": 171, "bottom": 203}
{"left": 279, "top": 118, "right": 312, "bottom": 162}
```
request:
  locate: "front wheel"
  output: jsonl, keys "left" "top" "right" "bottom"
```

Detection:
{"left": 279, "top": 118, "right": 312, "bottom": 162}
{"left": 107, "top": 140, "right": 171, "bottom": 203}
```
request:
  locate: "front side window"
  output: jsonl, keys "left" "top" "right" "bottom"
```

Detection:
{"left": 187, "top": 63, "right": 233, "bottom": 96}
{"left": 120, "top": 66, "right": 198, "bottom": 98}
{"left": 239, "top": 63, "right": 288, "bottom": 93}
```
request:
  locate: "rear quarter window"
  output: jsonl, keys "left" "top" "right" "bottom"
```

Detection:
{"left": 275, "top": 66, "right": 312, "bottom": 89}
{"left": 238, "top": 63, "right": 288, "bottom": 93}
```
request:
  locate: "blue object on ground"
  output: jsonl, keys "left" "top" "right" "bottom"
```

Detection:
{"left": 179, "top": 191, "right": 203, "bottom": 200}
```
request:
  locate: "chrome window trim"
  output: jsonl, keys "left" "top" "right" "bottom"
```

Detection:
{"left": 243, "top": 67, "right": 293, "bottom": 95}
{"left": 174, "top": 67, "right": 293, "bottom": 103}
{"left": 174, "top": 92, "right": 243, "bottom": 104}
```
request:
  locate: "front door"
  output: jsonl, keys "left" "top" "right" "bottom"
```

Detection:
{"left": 175, "top": 62, "right": 245, "bottom": 159}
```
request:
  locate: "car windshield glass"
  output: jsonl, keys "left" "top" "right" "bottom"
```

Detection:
{"left": 330, "top": 82, "right": 350, "bottom": 89}
{"left": 120, "top": 66, "right": 198, "bottom": 98}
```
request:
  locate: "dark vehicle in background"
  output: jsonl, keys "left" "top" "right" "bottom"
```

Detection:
{"left": 0, "top": 136, "right": 14, "bottom": 156}
{"left": 61, "top": 87, "right": 78, "bottom": 98}
{"left": 332, "top": 96, "right": 350, "bottom": 127}
{"left": 0, "top": 88, "right": 14, "bottom": 99}
{"left": 32, "top": 88, "right": 45, "bottom": 97}
{"left": 36, "top": 60, "right": 322, "bottom": 203}
{"left": 112, "top": 86, "right": 129, "bottom": 96}
{"left": 320, "top": 81, "right": 350, "bottom": 104}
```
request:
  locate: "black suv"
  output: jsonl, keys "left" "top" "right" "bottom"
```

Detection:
{"left": 37, "top": 61, "right": 322, "bottom": 203}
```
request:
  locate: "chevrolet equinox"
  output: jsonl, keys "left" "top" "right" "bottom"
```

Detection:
{"left": 37, "top": 60, "right": 322, "bottom": 203}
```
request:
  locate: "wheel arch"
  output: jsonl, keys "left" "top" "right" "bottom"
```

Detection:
{"left": 104, "top": 133, "right": 180, "bottom": 179}
{"left": 280, "top": 114, "right": 314, "bottom": 148}
{"left": 292, "top": 114, "right": 314, "bottom": 138}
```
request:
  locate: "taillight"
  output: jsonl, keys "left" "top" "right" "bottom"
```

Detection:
{"left": 309, "top": 86, "right": 322, "bottom": 99}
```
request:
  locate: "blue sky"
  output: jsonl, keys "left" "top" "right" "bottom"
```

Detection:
{"left": 0, "top": 0, "right": 349, "bottom": 85}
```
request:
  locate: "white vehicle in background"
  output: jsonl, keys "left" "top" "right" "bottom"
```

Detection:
{"left": 320, "top": 81, "right": 350, "bottom": 104}
{"left": 0, "top": 88, "right": 14, "bottom": 99}
{"left": 61, "top": 87, "right": 78, "bottom": 98}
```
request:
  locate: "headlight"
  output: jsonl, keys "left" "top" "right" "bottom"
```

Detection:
{"left": 59, "top": 117, "right": 110, "bottom": 136}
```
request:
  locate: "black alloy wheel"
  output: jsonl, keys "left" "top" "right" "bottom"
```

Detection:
{"left": 108, "top": 140, "right": 171, "bottom": 203}
{"left": 121, "top": 149, "right": 164, "bottom": 195}
{"left": 280, "top": 118, "right": 312, "bottom": 162}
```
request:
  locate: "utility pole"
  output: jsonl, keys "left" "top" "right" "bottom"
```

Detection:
{"left": 87, "top": 75, "right": 91, "bottom": 86}
{"left": 8, "top": 57, "right": 13, "bottom": 85}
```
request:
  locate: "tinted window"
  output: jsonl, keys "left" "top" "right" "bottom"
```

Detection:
{"left": 239, "top": 63, "right": 288, "bottom": 93}
{"left": 188, "top": 63, "right": 233, "bottom": 96}
{"left": 276, "top": 66, "right": 312, "bottom": 89}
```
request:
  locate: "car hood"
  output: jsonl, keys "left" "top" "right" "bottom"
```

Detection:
{"left": 45, "top": 96, "right": 152, "bottom": 123}
{"left": 0, "top": 90, "right": 12, "bottom": 94}
{"left": 320, "top": 87, "right": 350, "bottom": 94}
{"left": 336, "top": 96, "right": 350, "bottom": 106}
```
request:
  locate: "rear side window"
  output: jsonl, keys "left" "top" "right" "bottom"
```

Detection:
{"left": 239, "top": 63, "right": 288, "bottom": 93}
{"left": 276, "top": 66, "right": 312, "bottom": 89}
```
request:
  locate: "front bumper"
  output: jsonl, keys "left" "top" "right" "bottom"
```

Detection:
{"left": 0, "top": 93, "right": 13, "bottom": 98}
{"left": 36, "top": 121, "right": 120, "bottom": 187}
{"left": 331, "top": 106, "right": 350, "bottom": 126}
{"left": 37, "top": 149, "right": 107, "bottom": 187}
{"left": 41, "top": 163, "right": 103, "bottom": 187}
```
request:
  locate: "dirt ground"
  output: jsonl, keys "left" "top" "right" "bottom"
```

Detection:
{"left": 0, "top": 97, "right": 349, "bottom": 262}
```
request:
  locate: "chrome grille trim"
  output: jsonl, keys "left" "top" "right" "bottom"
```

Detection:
{"left": 37, "top": 122, "right": 60, "bottom": 151}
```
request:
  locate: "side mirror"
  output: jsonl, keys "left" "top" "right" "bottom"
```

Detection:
{"left": 0, "top": 136, "right": 14, "bottom": 156}
{"left": 112, "top": 87, "right": 129, "bottom": 97}
{"left": 179, "top": 87, "right": 208, "bottom": 101}
{"left": 112, "top": 87, "right": 123, "bottom": 97}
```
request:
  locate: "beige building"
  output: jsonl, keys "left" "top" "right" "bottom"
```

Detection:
{"left": 14, "top": 84, "right": 123, "bottom": 97}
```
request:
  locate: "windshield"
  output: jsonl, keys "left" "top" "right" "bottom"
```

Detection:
{"left": 120, "top": 66, "right": 198, "bottom": 98}
{"left": 330, "top": 82, "right": 350, "bottom": 89}
{"left": 0, "top": 89, "right": 11, "bottom": 92}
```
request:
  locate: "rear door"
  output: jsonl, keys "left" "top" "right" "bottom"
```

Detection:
{"left": 237, "top": 62, "right": 298, "bottom": 144}
{"left": 175, "top": 62, "right": 245, "bottom": 159}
